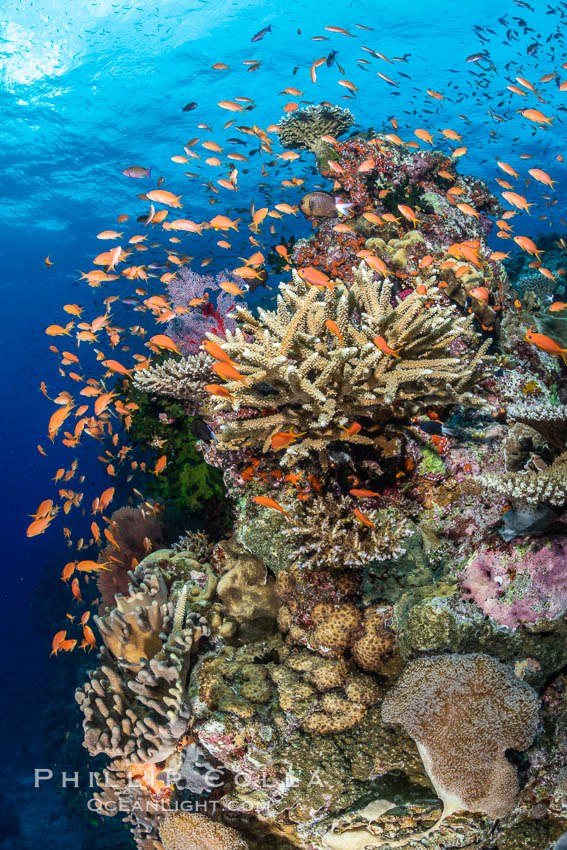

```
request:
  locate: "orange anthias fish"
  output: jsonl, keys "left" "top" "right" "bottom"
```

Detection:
{"left": 297, "top": 266, "right": 332, "bottom": 287}
{"left": 146, "top": 190, "right": 183, "bottom": 208}
{"left": 204, "top": 383, "right": 233, "bottom": 399}
{"left": 525, "top": 329, "right": 567, "bottom": 365}
{"left": 513, "top": 235, "right": 543, "bottom": 258}
{"left": 252, "top": 496, "right": 290, "bottom": 517}
{"left": 149, "top": 334, "right": 181, "bottom": 354}
{"left": 271, "top": 429, "right": 306, "bottom": 451}
{"left": 154, "top": 455, "right": 167, "bottom": 475}
{"left": 212, "top": 361, "right": 248, "bottom": 384}
{"left": 353, "top": 507, "right": 375, "bottom": 528}
{"left": 340, "top": 422, "right": 362, "bottom": 437}
{"left": 203, "top": 340, "right": 234, "bottom": 365}
{"left": 374, "top": 335, "right": 401, "bottom": 358}
{"left": 350, "top": 488, "right": 381, "bottom": 498}
{"left": 325, "top": 319, "right": 344, "bottom": 345}
{"left": 82, "top": 624, "right": 97, "bottom": 651}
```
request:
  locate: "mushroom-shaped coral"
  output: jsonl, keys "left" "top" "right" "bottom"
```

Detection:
{"left": 215, "top": 536, "right": 280, "bottom": 624}
{"left": 381, "top": 653, "right": 539, "bottom": 822}
{"left": 159, "top": 812, "right": 248, "bottom": 850}
{"left": 278, "top": 103, "right": 353, "bottom": 152}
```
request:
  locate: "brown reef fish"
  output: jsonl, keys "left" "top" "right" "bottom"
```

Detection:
{"left": 300, "top": 191, "right": 353, "bottom": 218}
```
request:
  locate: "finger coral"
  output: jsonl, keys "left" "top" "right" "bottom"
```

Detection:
{"left": 77, "top": 548, "right": 218, "bottom": 765}
{"left": 159, "top": 812, "right": 249, "bottom": 850}
{"left": 382, "top": 653, "right": 540, "bottom": 821}
{"left": 205, "top": 262, "right": 491, "bottom": 466}
{"left": 284, "top": 495, "right": 412, "bottom": 569}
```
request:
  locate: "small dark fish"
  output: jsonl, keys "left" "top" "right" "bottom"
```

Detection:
{"left": 190, "top": 418, "right": 215, "bottom": 443}
{"left": 182, "top": 102, "right": 197, "bottom": 112}
{"left": 251, "top": 24, "right": 271, "bottom": 42}
{"left": 327, "top": 49, "right": 338, "bottom": 67}
{"left": 122, "top": 297, "right": 141, "bottom": 306}
{"left": 527, "top": 42, "right": 539, "bottom": 54}
{"left": 247, "top": 269, "right": 269, "bottom": 293}
{"left": 417, "top": 421, "right": 456, "bottom": 437}
{"left": 466, "top": 52, "right": 487, "bottom": 62}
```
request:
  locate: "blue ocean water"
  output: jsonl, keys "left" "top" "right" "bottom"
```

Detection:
{"left": 1, "top": 0, "right": 566, "bottom": 846}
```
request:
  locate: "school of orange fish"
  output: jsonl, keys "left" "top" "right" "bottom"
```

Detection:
{"left": 30, "top": 18, "right": 567, "bottom": 658}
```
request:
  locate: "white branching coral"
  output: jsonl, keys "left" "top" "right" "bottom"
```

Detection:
{"left": 133, "top": 352, "right": 213, "bottom": 409}
{"left": 284, "top": 495, "right": 412, "bottom": 569}
{"left": 479, "top": 450, "right": 567, "bottom": 507}
{"left": 205, "top": 263, "right": 492, "bottom": 465}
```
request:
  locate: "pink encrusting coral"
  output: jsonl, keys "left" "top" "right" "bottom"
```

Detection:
{"left": 460, "top": 536, "right": 567, "bottom": 627}
{"left": 167, "top": 267, "right": 238, "bottom": 354}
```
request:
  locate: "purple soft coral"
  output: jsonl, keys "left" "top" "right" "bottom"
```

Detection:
{"left": 460, "top": 537, "right": 567, "bottom": 628}
{"left": 167, "top": 267, "right": 238, "bottom": 354}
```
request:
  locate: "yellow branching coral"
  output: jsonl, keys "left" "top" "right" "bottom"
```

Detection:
{"left": 159, "top": 812, "right": 248, "bottom": 850}
{"left": 205, "top": 263, "right": 491, "bottom": 465}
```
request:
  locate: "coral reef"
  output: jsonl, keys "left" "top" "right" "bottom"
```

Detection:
{"left": 278, "top": 104, "right": 354, "bottom": 157}
{"left": 167, "top": 268, "right": 237, "bottom": 355}
{"left": 460, "top": 537, "right": 567, "bottom": 626}
{"left": 133, "top": 352, "right": 214, "bottom": 413}
{"left": 76, "top": 109, "right": 567, "bottom": 850}
{"left": 284, "top": 495, "right": 412, "bottom": 569}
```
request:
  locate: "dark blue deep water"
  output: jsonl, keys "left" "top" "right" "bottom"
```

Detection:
{"left": 2, "top": 1, "right": 567, "bottom": 846}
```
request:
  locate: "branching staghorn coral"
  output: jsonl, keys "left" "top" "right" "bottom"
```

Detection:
{"left": 205, "top": 263, "right": 492, "bottom": 466}
{"left": 172, "top": 529, "right": 213, "bottom": 561}
{"left": 278, "top": 103, "right": 354, "bottom": 152}
{"left": 479, "top": 451, "right": 567, "bottom": 507}
{"left": 133, "top": 352, "right": 213, "bottom": 410}
{"left": 284, "top": 495, "right": 413, "bottom": 570}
